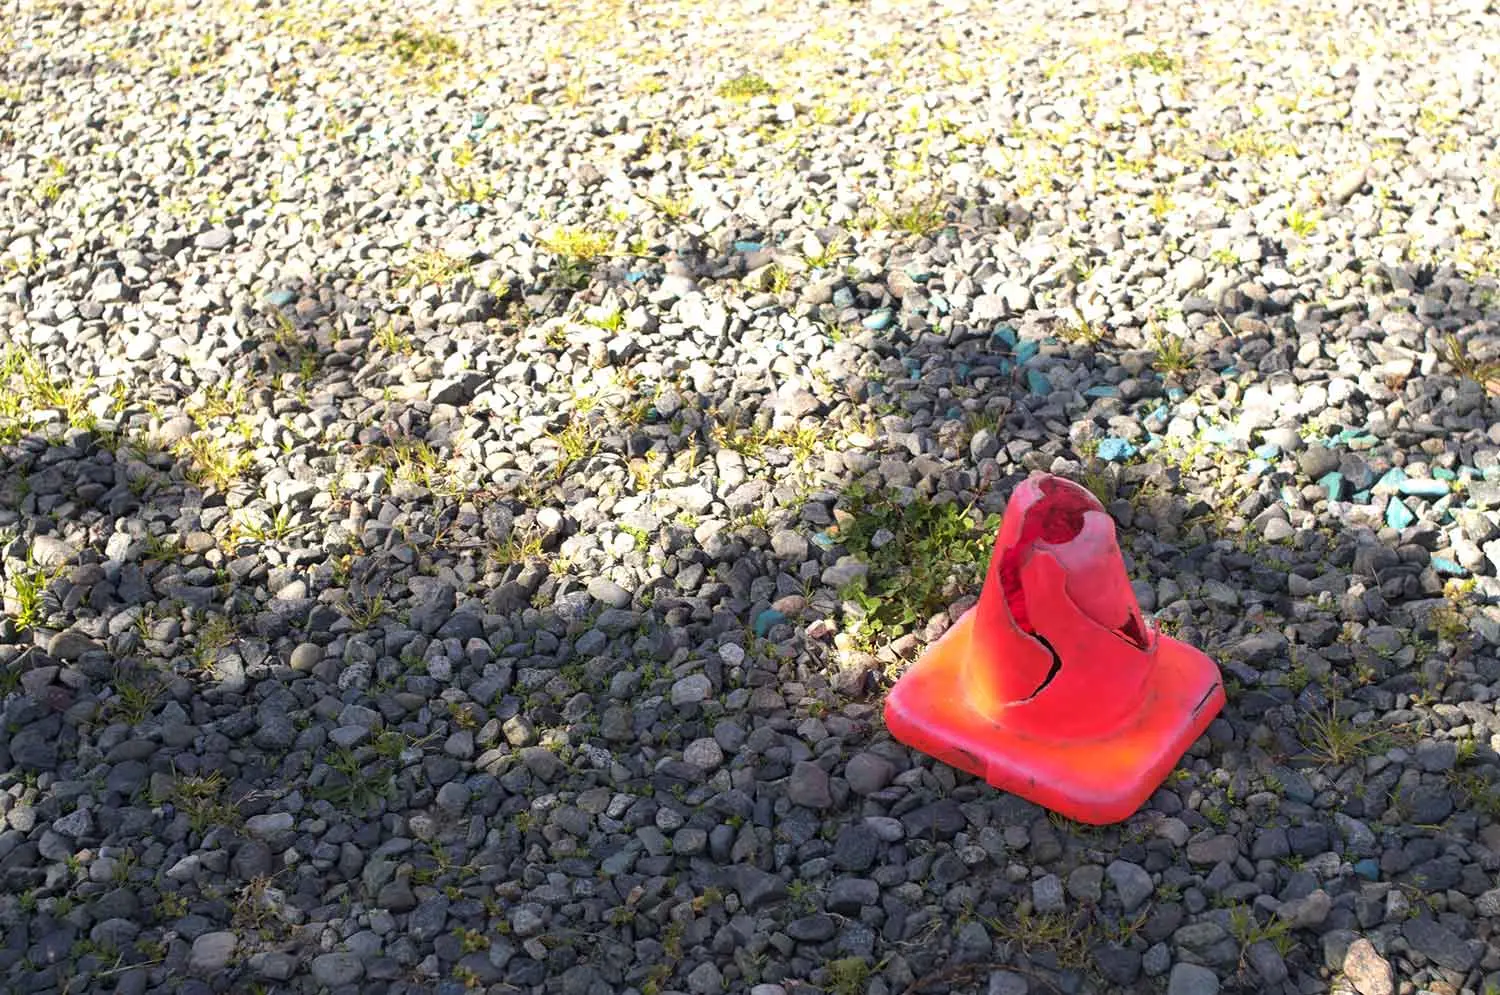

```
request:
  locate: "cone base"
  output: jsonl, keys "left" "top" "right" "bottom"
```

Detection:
{"left": 884, "top": 608, "right": 1226, "bottom": 826}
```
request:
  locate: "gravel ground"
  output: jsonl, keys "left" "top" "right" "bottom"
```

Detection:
{"left": 3, "top": 0, "right": 1500, "bottom": 993}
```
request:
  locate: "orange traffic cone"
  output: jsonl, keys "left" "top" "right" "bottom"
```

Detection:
{"left": 883, "top": 472, "right": 1225, "bottom": 825}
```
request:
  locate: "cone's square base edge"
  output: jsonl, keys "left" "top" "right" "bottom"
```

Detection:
{"left": 882, "top": 607, "right": 1227, "bottom": 826}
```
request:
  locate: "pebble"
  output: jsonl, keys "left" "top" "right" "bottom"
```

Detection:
{"left": 1167, "top": 962, "right": 1220, "bottom": 995}
{"left": 1031, "top": 873, "right": 1065, "bottom": 914}
{"left": 1108, "top": 860, "right": 1155, "bottom": 913}
{"left": 1342, "top": 937, "right": 1394, "bottom": 995}
{"left": 787, "top": 761, "right": 833, "bottom": 809}
{"left": 671, "top": 674, "right": 713, "bottom": 705}
{"left": 844, "top": 752, "right": 895, "bottom": 795}
{"left": 189, "top": 932, "right": 238, "bottom": 974}
{"left": 683, "top": 738, "right": 724, "bottom": 771}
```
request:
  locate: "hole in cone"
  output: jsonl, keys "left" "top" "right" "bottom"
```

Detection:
{"left": 998, "top": 478, "right": 1097, "bottom": 634}
{"left": 998, "top": 475, "right": 1152, "bottom": 657}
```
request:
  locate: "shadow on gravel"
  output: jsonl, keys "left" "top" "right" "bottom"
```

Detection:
{"left": 811, "top": 256, "right": 1500, "bottom": 994}
{"left": 3, "top": 237, "right": 1500, "bottom": 995}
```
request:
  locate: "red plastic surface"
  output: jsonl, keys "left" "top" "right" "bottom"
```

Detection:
{"left": 883, "top": 473, "right": 1226, "bottom": 825}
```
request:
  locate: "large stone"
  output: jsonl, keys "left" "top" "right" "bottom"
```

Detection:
{"left": 900, "top": 799, "right": 967, "bottom": 839}
{"left": 1342, "top": 937, "right": 1393, "bottom": 995}
{"left": 786, "top": 761, "right": 832, "bottom": 809}
{"left": 47, "top": 629, "right": 103, "bottom": 661}
{"left": 189, "top": 932, "right": 238, "bottom": 974}
{"left": 1402, "top": 917, "right": 1480, "bottom": 973}
{"left": 844, "top": 752, "right": 894, "bottom": 795}
{"left": 1107, "top": 860, "right": 1154, "bottom": 913}
{"left": 670, "top": 674, "right": 713, "bottom": 706}
{"left": 832, "top": 823, "right": 879, "bottom": 872}
{"left": 733, "top": 865, "right": 788, "bottom": 911}
{"left": 311, "top": 952, "right": 364, "bottom": 986}
{"left": 1167, "top": 962, "right": 1219, "bottom": 995}
{"left": 1186, "top": 834, "right": 1239, "bottom": 867}
{"left": 1032, "top": 873, "right": 1065, "bottom": 914}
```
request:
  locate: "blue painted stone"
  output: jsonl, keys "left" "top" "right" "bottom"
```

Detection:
{"left": 930, "top": 293, "right": 949, "bottom": 314}
{"left": 1386, "top": 496, "right": 1415, "bottom": 530}
{"left": 1373, "top": 467, "right": 1407, "bottom": 493}
{"left": 811, "top": 532, "right": 836, "bottom": 549}
{"left": 1398, "top": 478, "right": 1450, "bottom": 498}
{"left": 1353, "top": 490, "right": 1370, "bottom": 503}
{"left": 1431, "top": 556, "right": 1467, "bottom": 577}
{"left": 753, "top": 610, "right": 787, "bottom": 637}
{"left": 833, "top": 288, "right": 855, "bottom": 309}
{"left": 1338, "top": 427, "right": 1365, "bottom": 443}
{"left": 625, "top": 271, "right": 647, "bottom": 283}
{"left": 733, "top": 240, "right": 763, "bottom": 252}
{"left": 1026, "top": 369, "right": 1051, "bottom": 396}
{"left": 906, "top": 269, "right": 933, "bottom": 283}
{"left": 904, "top": 359, "right": 921, "bottom": 377}
{"left": 997, "top": 359, "right": 1013, "bottom": 375}
{"left": 863, "top": 309, "right": 893, "bottom": 331}
{"left": 993, "top": 325, "right": 1017, "bottom": 348}
{"left": 267, "top": 289, "right": 297, "bottom": 307}
{"left": 1220, "top": 366, "right": 1238, "bottom": 377}
{"left": 1254, "top": 443, "right": 1281, "bottom": 460}
{"left": 459, "top": 203, "right": 480, "bottom": 217}
{"left": 1318, "top": 471, "right": 1346, "bottom": 500}
{"left": 1354, "top": 859, "right": 1379, "bottom": 881}
{"left": 1247, "top": 458, "right": 1271, "bottom": 476}
{"left": 1166, "top": 387, "right": 1186, "bottom": 402}
{"left": 956, "top": 363, "right": 970, "bottom": 381}
{"left": 1151, "top": 404, "right": 1170, "bottom": 421}
{"left": 471, "top": 112, "right": 488, "bottom": 129}
{"left": 1015, "top": 340, "right": 1040, "bottom": 364}
{"left": 1084, "top": 385, "right": 1120, "bottom": 398}
{"left": 946, "top": 407, "right": 962, "bottom": 420}
{"left": 1203, "top": 426, "right": 1233, "bottom": 445}
{"left": 1098, "top": 437, "right": 1136, "bottom": 462}
{"left": 1433, "top": 467, "right": 1458, "bottom": 481}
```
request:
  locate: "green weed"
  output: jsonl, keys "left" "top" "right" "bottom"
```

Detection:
{"left": 878, "top": 192, "right": 948, "bottom": 237}
{"left": 1150, "top": 328, "right": 1195, "bottom": 376}
{"left": 835, "top": 485, "right": 1000, "bottom": 652}
{"left": 717, "top": 72, "right": 775, "bottom": 100}
{"left": 1122, "top": 48, "right": 1181, "bottom": 73}
{"left": 389, "top": 28, "right": 459, "bottom": 68}
{"left": 397, "top": 249, "right": 470, "bottom": 289}
{"left": 1297, "top": 707, "right": 1398, "bottom": 767}
{"left": 6, "top": 552, "right": 59, "bottom": 632}
{"left": 1228, "top": 904, "right": 1297, "bottom": 960}
{"left": 823, "top": 957, "right": 871, "bottom": 995}
{"left": 175, "top": 434, "right": 253, "bottom": 491}
{"left": 171, "top": 771, "right": 240, "bottom": 833}
{"left": 1442, "top": 334, "right": 1500, "bottom": 394}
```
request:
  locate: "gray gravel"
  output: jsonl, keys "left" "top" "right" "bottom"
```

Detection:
{"left": 3, "top": 1, "right": 1500, "bottom": 994}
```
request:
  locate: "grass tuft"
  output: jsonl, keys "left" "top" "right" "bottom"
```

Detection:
{"left": 717, "top": 72, "right": 775, "bottom": 100}
{"left": 1297, "top": 707, "right": 1398, "bottom": 767}
{"left": 835, "top": 485, "right": 1000, "bottom": 653}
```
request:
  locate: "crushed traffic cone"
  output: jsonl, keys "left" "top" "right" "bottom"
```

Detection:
{"left": 883, "top": 472, "right": 1225, "bottom": 825}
